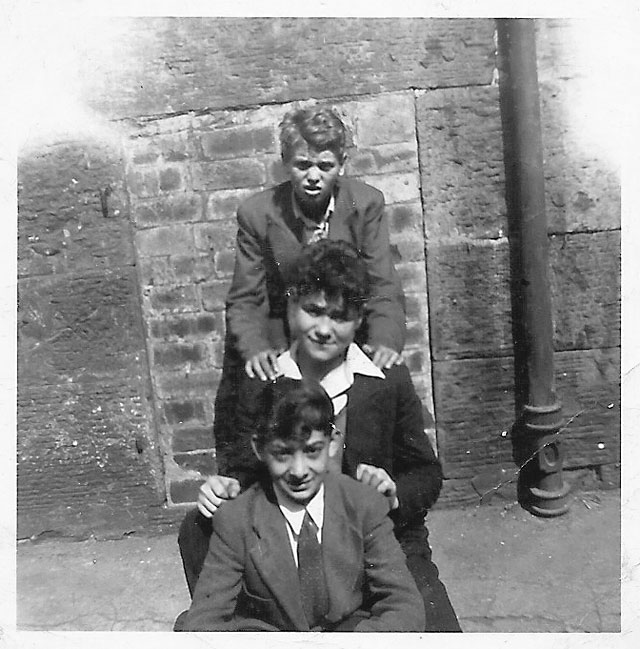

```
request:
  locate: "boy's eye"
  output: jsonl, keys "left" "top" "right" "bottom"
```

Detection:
{"left": 294, "top": 161, "right": 312, "bottom": 171}
{"left": 317, "top": 162, "right": 335, "bottom": 172}
{"left": 304, "top": 447, "right": 324, "bottom": 458}
{"left": 302, "top": 305, "right": 324, "bottom": 317}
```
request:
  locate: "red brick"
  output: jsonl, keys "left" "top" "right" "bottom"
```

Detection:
{"left": 172, "top": 426, "right": 215, "bottom": 452}
{"left": 174, "top": 255, "right": 217, "bottom": 284}
{"left": 150, "top": 313, "right": 222, "bottom": 339}
{"left": 147, "top": 285, "right": 199, "bottom": 313}
{"left": 152, "top": 342, "right": 208, "bottom": 368}
{"left": 133, "top": 193, "right": 203, "bottom": 227}
{"left": 192, "top": 159, "right": 266, "bottom": 191}
{"left": 193, "top": 221, "right": 237, "bottom": 253}
{"left": 392, "top": 237, "right": 424, "bottom": 264}
{"left": 169, "top": 479, "right": 202, "bottom": 504}
{"left": 174, "top": 452, "right": 217, "bottom": 475}
{"left": 206, "top": 188, "right": 255, "bottom": 221}
{"left": 200, "top": 126, "right": 276, "bottom": 160}
{"left": 215, "top": 249, "right": 236, "bottom": 277}
{"left": 405, "top": 349, "right": 425, "bottom": 373}
{"left": 361, "top": 172, "right": 420, "bottom": 204}
{"left": 159, "top": 167, "right": 184, "bottom": 191}
{"left": 396, "top": 261, "right": 427, "bottom": 294}
{"left": 135, "top": 225, "right": 195, "bottom": 257}
{"left": 155, "top": 369, "right": 220, "bottom": 398}
{"left": 387, "top": 202, "right": 423, "bottom": 236}
{"left": 265, "top": 156, "right": 290, "bottom": 185}
{"left": 164, "top": 399, "right": 207, "bottom": 425}
{"left": 200, "top": 282, "right": 231, "bottom": 312}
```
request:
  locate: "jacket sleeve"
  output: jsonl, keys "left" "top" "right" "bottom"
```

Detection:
{"left": 181, "top": 508, "right": 245, "bottom": 631}
{"left": 224, "top": 203, "right": 273, "bottom": 361}
{"left": 214, "top": 374, "right": 264, "bottom": 489}
{"left": 358, "top": 189, "right": 407, "bottom": 353}
{"left": 352, "top": 493, "right": 425, "bottom": 632}
{"left": 389, "top": 365, "right": 443, "bottom": 529}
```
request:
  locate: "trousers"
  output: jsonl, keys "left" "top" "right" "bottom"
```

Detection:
{"left": 178, "top": 507, "right": 462, "bottom": 632}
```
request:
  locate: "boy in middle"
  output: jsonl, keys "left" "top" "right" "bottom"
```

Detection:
{"left": 181, "top": 378, "right": 425, "bottom": 632}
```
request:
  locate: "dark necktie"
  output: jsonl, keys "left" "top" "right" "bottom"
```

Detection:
{"left": 297, "top": 511, "right": 329, "bottom": 628}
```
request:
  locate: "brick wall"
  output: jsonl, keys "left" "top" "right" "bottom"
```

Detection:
{"left": 17, "top": 17, "right": 620, "bottom": 533}
{"left": 123, "top": 93, "right": 435, "bottom": 504}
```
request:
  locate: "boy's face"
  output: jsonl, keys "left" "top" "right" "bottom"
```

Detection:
{"left": 285, "top": 144, "right": 345, "bottom": 213}
{"left": 288, "top": 291, "right": 362, "bottom": 371}
{"left": 255, "top": 429, "right": 331, "bottom": 507}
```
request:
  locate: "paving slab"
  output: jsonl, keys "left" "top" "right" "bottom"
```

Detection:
{"left": 13, "top": 490, "right": 621, "bottom": 633}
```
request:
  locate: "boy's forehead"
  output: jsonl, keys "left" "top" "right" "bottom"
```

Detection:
{"left": 268, "top": 429, "right": 328, "bottom": 450}
{"left": 300, "top": 292, "right": 344, "bottom": 308}
{"left": 289, "top": 144, "right": 340, "bottom": 162}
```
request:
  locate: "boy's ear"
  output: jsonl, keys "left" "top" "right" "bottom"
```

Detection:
{"left": 250, "top": 435, "right": 262, "bottom": 461}
{"left": 338, "top": 153, "right": 347, "bottom": 176}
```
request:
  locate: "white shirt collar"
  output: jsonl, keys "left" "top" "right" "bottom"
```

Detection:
{"left": 278, "top": 343, "right": 384, "bottom": 415}
{"left": 276, "top": 483, "right": 325, "bottom": 536}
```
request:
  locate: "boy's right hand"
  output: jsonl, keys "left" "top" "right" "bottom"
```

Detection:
{"left": 244, "top": 349, "right": 282, "bottom": 381}
{"left": 197, "top": 475, "right": 241, "bottom": 518}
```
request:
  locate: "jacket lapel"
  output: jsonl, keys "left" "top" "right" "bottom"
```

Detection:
{"left": 321, "top": 475, "right": 364, "bottom": 622}
{"left": 328, "top": 179, "right": 360, "bottom": 244}
{"left": 248, "top": 486, "right": 308, "bottom": 629}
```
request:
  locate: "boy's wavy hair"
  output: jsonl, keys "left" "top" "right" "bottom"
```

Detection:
{"left": 287, "top": 239, "right": 370, "bottom": 316}
{"left": 253, "top": 377, "right": 334, "bottom": 449}
{"left": 279, "top": 107, "right": 347, "bottom": 163}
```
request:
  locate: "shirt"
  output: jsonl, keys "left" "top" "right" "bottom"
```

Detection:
{"left": 277, "top": 343, "right": 385, "bottom": 472}
{"left": 275, "top": 484, "right": 325, "bottom": 568}
{"left": 278, "top": 343, "right": 385, "bottom": 416}
{"left": 291, "top": 191, "right": 336, "bottom": 244}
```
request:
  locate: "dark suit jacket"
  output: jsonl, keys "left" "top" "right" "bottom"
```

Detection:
{"left": 182, "top": 473, "right": 425, "bottom": 632}
{"left": 217, "top": 363, "right": 442, "bottom": 532}
{"left": 225, "top": 178, "right": 406, "bottom": 360}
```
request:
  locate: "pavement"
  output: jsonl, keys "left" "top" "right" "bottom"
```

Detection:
{"left": 11, "top": 489, "right": 622, "bottom": 635}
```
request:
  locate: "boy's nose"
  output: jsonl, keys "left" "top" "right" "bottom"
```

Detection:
{"left": 314, "top": 318, "right": 332, "bottom": 339}
{"left": 306, "top": 165, "right": 320, "bottom": 182}
{"left": 289, "top": 453, "right": 308, "bottom": 479}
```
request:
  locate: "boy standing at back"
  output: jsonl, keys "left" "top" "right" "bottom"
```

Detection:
{"left": 215, "top": 106, "right": 406, "bottom": 443}
{"left": 181, "top": 379, "right": 425, "bottom": 632}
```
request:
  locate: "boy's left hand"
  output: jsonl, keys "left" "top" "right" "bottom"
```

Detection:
{"left": 356, "top": 463, "right": 399, "bottom": 511}
{"left": 362, "top": 344, "right": 403, "bottom": 369}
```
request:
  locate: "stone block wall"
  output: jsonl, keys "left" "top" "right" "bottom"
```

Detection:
{"left": 418, "top": 20, "right": 620, "bottom": 504}
{"left": 17, "top": 135, "right": 167, "bottom": 538}
{"left": 17, "top": 17, "right": 620, "bottom": 533}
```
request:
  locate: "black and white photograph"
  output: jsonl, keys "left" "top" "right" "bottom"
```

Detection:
{"left": 3, "top": 0, "right": 635, "bottom": 645}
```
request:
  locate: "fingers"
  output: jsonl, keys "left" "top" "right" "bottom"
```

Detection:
{"left": 197, "top": 475, "right": 241, "bottom": 517}
{"left": 356, "top": 463, "right": 396, "bottom": 496}
{"left": 245, "top": 350, "right": 281, "bottom": 381}
{"left": 364, "top": 344, "right": 403, "bottom": 370}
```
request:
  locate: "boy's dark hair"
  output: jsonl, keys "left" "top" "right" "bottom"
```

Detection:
{"left": 253, "top": 378, "right": 334, "bottom": 449}
{"left": 287, "top": 239, "right": 370, "bottom": 316}
{"left": 279, "top": 107, "right": 347, "bottom": 163}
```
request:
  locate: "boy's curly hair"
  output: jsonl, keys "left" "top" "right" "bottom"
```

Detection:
{"left": 279, "top": 107, "right": 347, "bottom": 163}
{"left": 253, "top": 377, "right": 334, "bottom": 449}
{"left": 287, "top": 239, "right": 370, "bottom": 315}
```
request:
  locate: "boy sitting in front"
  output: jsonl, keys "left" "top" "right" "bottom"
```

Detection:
{"left": 180, "top": 378, "right": 425, "bottom": 632}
